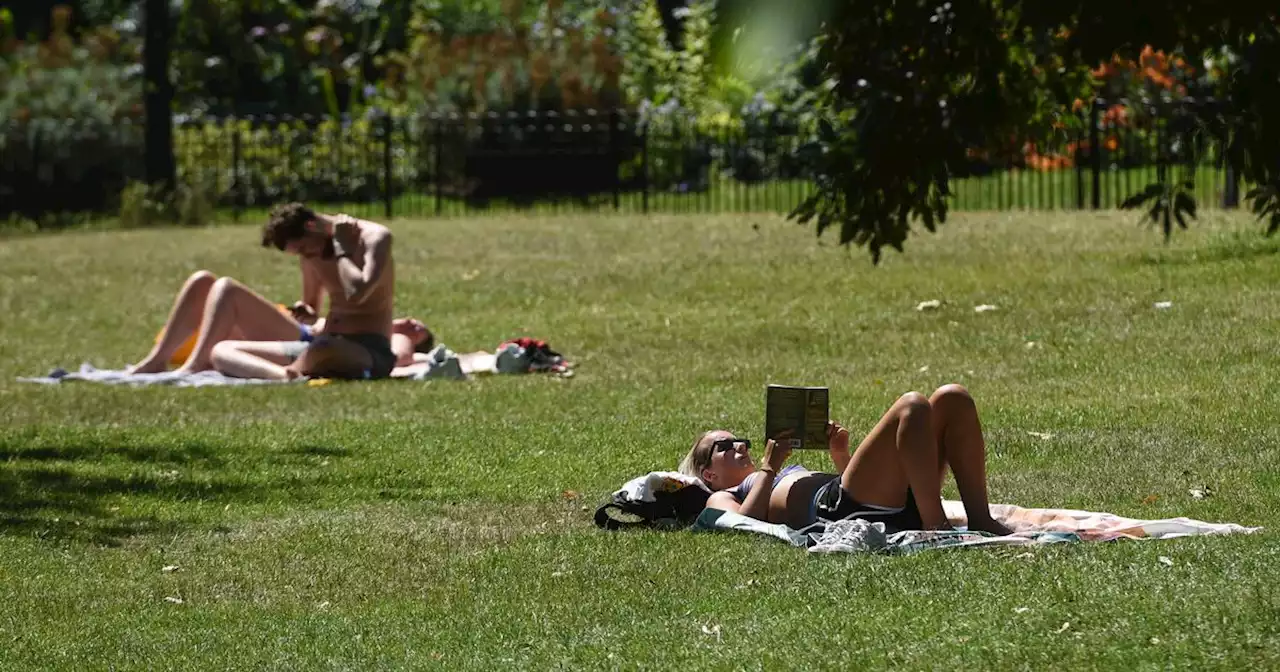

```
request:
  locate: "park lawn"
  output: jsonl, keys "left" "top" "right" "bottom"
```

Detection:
{"left": 0, "top": 210, "right": 1277, "bottom": 669}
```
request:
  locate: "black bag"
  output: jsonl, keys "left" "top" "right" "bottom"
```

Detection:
{"left": 594, "top": 481, "right": 711, "bottom": 530}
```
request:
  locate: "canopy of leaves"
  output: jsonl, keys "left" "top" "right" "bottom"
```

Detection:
{"left": 794, "top": 1, "right": 1280, "bottom": 262}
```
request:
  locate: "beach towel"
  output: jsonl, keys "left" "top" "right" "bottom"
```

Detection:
{"left": 17, "top": 363, "right": 300, "bottom": 388}
{"left": 20, "top": 335, "right": 574, "bottom": 387}
{"left": 692, "top": 499, "right": 1262, "bottom": 554}
{"left": 18, "top": 346, "right": 469, "bottom": 387}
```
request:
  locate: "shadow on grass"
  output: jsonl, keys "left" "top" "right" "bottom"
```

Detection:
{"left": 0, "top": 438, "right": 350, "bottom": 546}
{"left": 290, "top": 444, "right": 353, "bottom": 458}
{"left": 0, "top": 440, "right": 227, "bottom": 466}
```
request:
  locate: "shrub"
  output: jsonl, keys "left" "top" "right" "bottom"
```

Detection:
{"left": 0, "top": 6, "right": 144, "bottom": 224}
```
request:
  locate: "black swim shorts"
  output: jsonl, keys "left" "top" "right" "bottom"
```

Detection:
{"left": 281, "top": 332, "right": 397, "bottom": 380}
{"left": 323, "top": 332, "right": 396, "bottom": 379}
{"left": 812, "top": 479, "right": 925, "bottom": 533}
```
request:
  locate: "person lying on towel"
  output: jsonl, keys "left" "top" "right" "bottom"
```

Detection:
{"left": 132, "top": 203, "right": 412, "bottom": 381}
{"left": 128, "top": 269, "right": 435, "bottom": 379}
{"left": 678, "top": 384, "right": 1014, "bottom": 536}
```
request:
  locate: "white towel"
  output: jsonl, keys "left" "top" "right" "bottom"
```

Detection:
{"left": 17, "top": 363, "right": 297, "bottom": 387}
{"left": 614, "top": 471, "right": 710, "bottom": 504}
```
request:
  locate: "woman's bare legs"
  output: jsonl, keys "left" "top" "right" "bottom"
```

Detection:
{"left": 174, "top": 277, "right": 302, "bottom": 374}
{"left": 839, "top": 392, "right": 952, "bottom": 530}
{"left": 929, "top": 384, "right": 1014, "bottom": 535}
{"left": 210, "top": 341, "right": 301, "bottom": 380}
{"left": 128, "top": 271, "right": 217, "bottom": 374}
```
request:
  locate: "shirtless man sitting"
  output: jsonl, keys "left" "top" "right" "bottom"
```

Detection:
{"left": 209, "top": 202, "right": 398, "bottom": 381}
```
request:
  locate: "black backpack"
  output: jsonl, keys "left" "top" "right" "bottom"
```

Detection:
{"left": 593, "top": 479, "right": 712, "bottom": 530}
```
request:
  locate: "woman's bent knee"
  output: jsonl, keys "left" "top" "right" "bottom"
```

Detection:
{"left": 187, "top": 270, "right": 218, "bottom": 286}
{"left": 896, "top": 391, "right": 932, "bottom": 423}
{"left": 208, "top": 276, "right": 250, "bottom": 304}
{"left": 930, "top": 384, "right": 974, "bottom": 409}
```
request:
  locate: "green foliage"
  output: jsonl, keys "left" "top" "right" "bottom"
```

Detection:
{"left": 172, "top": 0, "right": 417, "bottom": 116}
{"left": 3, "top": 0, "right": 824, "bottom": 221}
{"left": 118, "top": 179, "right": 214, "bottom": 228}
{"left": 173, "top": 116, "right": 401, "bottom": 207}
{"left": 617, "top": 1, "right": 823, "bottom": 191}
{"left": 0, "top": 24, "right": 141, "bottom": 141}
{"left": 799, "top": 2, "right": 1280, "bottom": 262}
{"left": 617, "top": 0, "right": 676, "bottom": 108}
{"left": 0, "top": 7, "right": 144, "bottom": 221}
{"left": 383, "top": 0, "right": 622, "bottom": 115}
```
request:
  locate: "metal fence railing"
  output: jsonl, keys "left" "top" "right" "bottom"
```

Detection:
{"left": 0, "top": 99, "right": 1248, "bottom": 223}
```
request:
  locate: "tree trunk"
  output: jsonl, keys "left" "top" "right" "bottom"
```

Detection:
{"left": 655, "top": 0, "right": 684, "bottom": 50}
{"left": 144, "top": 0, "right": 175, "bottom": 191}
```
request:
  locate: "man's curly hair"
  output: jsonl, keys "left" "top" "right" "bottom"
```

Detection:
{"left": 262, "top": 202, "right": 317, "bottom": 251}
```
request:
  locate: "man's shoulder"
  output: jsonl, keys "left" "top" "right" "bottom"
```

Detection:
{"left": 359, "top": 220, "right": 394, "bottom": 244}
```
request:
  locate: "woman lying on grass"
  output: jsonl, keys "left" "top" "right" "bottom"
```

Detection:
{"left": 679, "top": 384, "right": 1014, "bottom": 535}
{"left": 129, "top": 270, "right": 435, "bottom": 377}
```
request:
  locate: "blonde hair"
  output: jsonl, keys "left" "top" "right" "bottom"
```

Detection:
{"left": 678, "top": 431, "right": 716, "bottom": 481}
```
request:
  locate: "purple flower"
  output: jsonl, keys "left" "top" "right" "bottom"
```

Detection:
{"left": 250, "top": 26, "right": 268, "bottom": 39}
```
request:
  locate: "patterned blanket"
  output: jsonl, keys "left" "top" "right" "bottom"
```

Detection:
{"left": 693, "top": 499, "right": 1262, "bottom": 555}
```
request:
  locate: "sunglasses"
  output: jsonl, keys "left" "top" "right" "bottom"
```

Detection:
{"left": 711, "top": 438, "right": 751, "bottom": 453}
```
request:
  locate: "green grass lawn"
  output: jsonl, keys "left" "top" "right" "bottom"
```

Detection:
{"left": 1, "top": 210, "right": 1277, "bottom": 669}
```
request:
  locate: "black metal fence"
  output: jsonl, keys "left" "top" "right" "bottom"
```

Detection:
{"left": 0, "top": 99, "right": 1248, "bottom": 224}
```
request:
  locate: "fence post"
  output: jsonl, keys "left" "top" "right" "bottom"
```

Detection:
{"left": 382, "top": 114, "right": 394, "bottom": 220}
{"left": 1221, "top": 119, "right": 1239, "bottom": 208}
{"left": 232, "top": 122, "right": 243, "bottom": 222}
{"left": 1224, "top": 163, "right": 1239, "bottom": 208}
{"left": 434, "top": 116, "right": 444, "bottom": 217}
{"left": 1074, "top": 114, "right": 1085, "bottom": 210}
{"left": 610, "top": 108, "right": 621, "bottom": 212}
{"left": 641, "top": 120, "right": 650, "bottom": 215}
{"left": 1090, "top": 99, "right": 1102, "bottom": 210}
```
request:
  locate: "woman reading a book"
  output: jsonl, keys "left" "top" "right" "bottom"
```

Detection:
{"left": 677, "top": 384, "right": 1014, "bottom": 535}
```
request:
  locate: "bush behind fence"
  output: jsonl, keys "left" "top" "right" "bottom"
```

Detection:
{"left": 0, "top": 100, "right": 1249, "bottom": 227}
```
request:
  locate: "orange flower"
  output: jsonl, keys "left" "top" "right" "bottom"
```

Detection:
{"left": 1102, "top": 104, "right": 1129, "bottom": 126}
{"left": 1139, "top": 45, "right": 1155, "bottom": 67}
{"left": 1104, "top": 136, "right": 1119, "bottom": 151}
{"left": 1144, "top": 67, "right": 1173, "bottom": 89}
{"left": 1072, "top": 98, "right": 1085, "bottom": 112}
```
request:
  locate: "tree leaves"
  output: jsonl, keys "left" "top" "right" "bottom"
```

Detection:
{"left": 796, "top": 1, "right": 1280, "bottom": 263}
{"left": 1247, "top": 184, "right": 1280, "bottom": 236}
{"left": 1119, "top": 178, "right": 1199, "bottom": 239}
